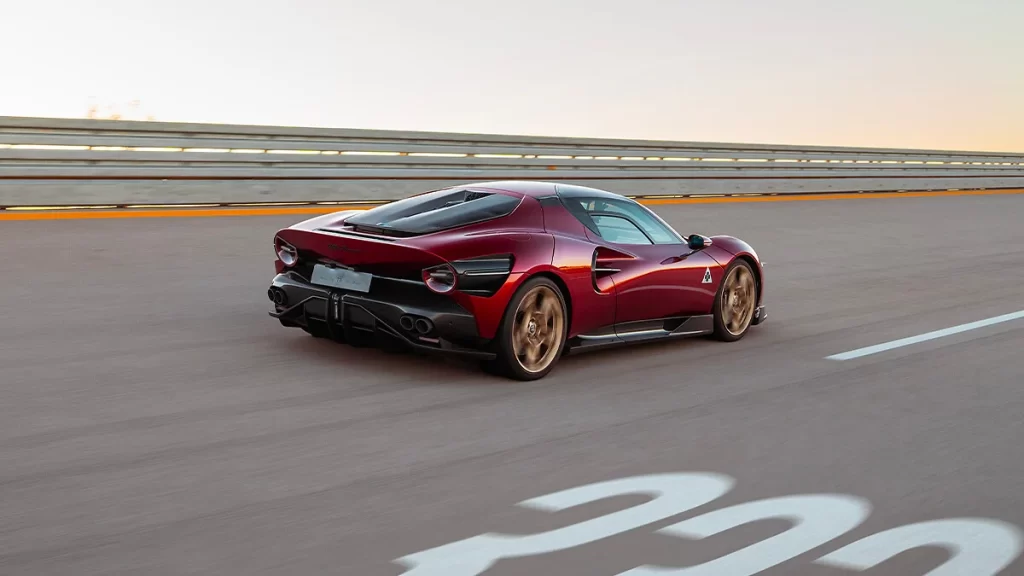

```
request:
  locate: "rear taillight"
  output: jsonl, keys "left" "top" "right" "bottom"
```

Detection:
{"left": 422, "top": 264, "right": 457, "bottom": 293}
{"left": 275, "top": 237, "right": 298, "bottom": 267}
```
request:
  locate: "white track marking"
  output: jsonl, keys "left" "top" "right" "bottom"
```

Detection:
{"left": 622, "top": 494, "right": 871, "bottom": 576}
{"left": 393, "top": 472, "right": 735, "bottom": 576}
{"left": 815, "top": 518, "right": 1024, "bottom": 575}
{"left": 825, "top": 309, "right": 1024, "bottom": 361}
{"left": 392, "top": 471, "right": 1024, "bottom": 575}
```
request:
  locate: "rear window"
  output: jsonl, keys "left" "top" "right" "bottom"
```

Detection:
{"left": 344, "top": 188, "right": 522, "bottom": 235}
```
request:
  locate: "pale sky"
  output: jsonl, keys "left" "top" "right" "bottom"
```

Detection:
{"left": 4, "top": 0, "right": 1023, "bottom": 152}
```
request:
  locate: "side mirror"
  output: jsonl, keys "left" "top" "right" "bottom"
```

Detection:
{"left": 687, "top": 234, "right": 712, "bottom": 250}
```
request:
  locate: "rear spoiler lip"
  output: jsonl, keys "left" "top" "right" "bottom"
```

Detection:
{"left": 313, "top": 226, "right": 400, "bottom": 243}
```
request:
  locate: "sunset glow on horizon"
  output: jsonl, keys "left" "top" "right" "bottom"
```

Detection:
{"left": 4, "top": 0, "right": 1023, "bottom": 153}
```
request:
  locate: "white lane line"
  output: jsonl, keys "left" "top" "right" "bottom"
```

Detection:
{"left": 826, "top": 309, "right": 1024, "bottom": 361}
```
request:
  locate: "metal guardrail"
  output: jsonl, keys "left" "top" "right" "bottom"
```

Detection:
{"left": 1, "top": 116, "right": 1022, "bottom": 206}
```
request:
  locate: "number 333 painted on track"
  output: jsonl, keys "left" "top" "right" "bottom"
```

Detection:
{"left": 392, "top": 472, "right": 1023, "bottom": 575}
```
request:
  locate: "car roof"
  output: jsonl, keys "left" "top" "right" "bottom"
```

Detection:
{"left": 462, "top": 180, "right": 629, "bottom": 201}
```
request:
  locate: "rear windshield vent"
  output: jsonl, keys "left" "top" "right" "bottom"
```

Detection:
{"left": 347, "top": 225, "right": 406, "bottom": 238}
{"left": 342, "top": 187, "right": 522, "bottom": 236}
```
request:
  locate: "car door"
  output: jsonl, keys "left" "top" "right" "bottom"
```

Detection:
{"left": 580, "top": 200, "right": 720, "bottom": 327}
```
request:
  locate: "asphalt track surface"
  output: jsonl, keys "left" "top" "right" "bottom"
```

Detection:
{"left": 3, "top": 192, "right": 1024, "bottom": 575}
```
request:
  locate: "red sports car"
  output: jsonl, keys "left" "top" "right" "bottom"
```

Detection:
{"left": 268, "top": 181, "right": 765, "bottom": 380}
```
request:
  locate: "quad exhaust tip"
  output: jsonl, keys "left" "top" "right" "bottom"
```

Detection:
{"left": 268, "top": 287, "right": 287, "bottom": 306}
{"left": 400, "top": 315, "right": 434, "bottom": 335}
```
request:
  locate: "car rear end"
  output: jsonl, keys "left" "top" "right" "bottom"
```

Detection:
{"left": 267, "top": 187, "right": 526, "bottom": 357}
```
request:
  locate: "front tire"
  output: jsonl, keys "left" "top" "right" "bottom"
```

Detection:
{"left": 487, "top": 276, "right": 568, "bottom": 381}
{"left": 712, "top": 259, "right": 757, "bottom": 342}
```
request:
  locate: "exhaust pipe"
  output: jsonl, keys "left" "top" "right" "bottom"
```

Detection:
{"left": 414, "top": 318, "right": 433, "bottom": 335}
{"left": 268, "top": 287, "right": 287, "bottom": 306}
{"left": 400, "top": 315, "right": 433, "bottom": 334}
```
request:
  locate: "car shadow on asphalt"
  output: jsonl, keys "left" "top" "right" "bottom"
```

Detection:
{"left": 274, "top": 324, "right": 735, "bottom": 388}
{"left": 275, "top": 331, "right": 524, "bottom": 387}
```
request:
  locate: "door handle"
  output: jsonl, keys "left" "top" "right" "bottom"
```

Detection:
{"left": 661, "top": 250, "right": 698, "bottom": 265}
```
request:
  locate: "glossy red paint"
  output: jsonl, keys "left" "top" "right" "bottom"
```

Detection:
{"left": 269, "top": 181, "right": 765, "bottom": 371}
{"left": 706, "top": 235, "right": 765, "bottom": 302}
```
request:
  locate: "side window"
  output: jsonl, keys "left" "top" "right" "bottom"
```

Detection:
{"left": 561, "top": 197, "right": 682, "bottom": 245}
{"left": 591, "top": 215, "right": 652, "bottom": 245}
{"left": 599, "top": 200, "right": 681, "bottom": 244}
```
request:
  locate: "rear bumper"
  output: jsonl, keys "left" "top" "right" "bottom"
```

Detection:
{"left": 268, "top": 271, "right": 495, "bottom": 360}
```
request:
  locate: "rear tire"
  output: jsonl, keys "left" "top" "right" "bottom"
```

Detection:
{"left": 712, "top": 259, "right": 757, "bottom": 342}
{"left": 486, "top": 276, "right": 568, "bottom": 381}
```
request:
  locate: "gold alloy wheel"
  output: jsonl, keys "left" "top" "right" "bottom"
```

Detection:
{"left": 512, "top": 284, "right": 564, "bottom": 373}
{"left": 722, "top": 264, "right": 756, "bottom": 336}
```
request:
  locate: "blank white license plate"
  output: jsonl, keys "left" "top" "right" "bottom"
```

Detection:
{"left": 311, "top": 264, "right": 372, "bottom": 293}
